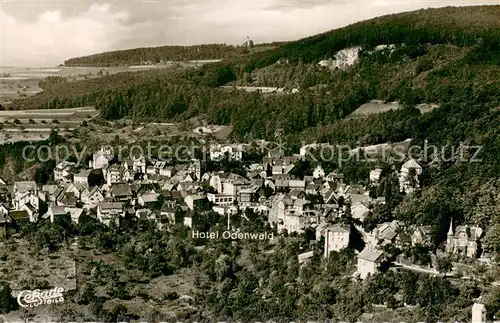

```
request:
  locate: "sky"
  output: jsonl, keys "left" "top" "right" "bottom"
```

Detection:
{"left": 1, "top": 0, "right": 498, "bottom": 67}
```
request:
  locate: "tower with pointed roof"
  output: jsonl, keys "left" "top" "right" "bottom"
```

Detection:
{"left": 446, "top": 218, "right": 454, "bottom": 253}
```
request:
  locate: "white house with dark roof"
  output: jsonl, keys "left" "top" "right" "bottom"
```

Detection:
{"left": 12, "top": 181, "right": 39, "bottom": 212}
{"left": 399, "top": 158, "right": 422, "bottom": 193}
{"left": 54, "top": 161, "right": 76, "bottom": 183}
{"left": 323, "top": 224, "right": 351, "bottom": 257}
{"left": 43, "top": 205, "right": 68, "bottom": 223}
{"left": 132, "top": 156, "right": 147, "bottom": 173}
{"left": 81, "top": 187, "right": 105, "bottom": 209}
{"left": 97, "top": 202, "right": 124, "bottom": 226}
{"left": 138, "top": 192, "right": 161, "bottom": 207}
{"left": 91, "top": 147, "right": 114, "bottom": 170}
{"left": 351, "top": 201, "right": 370, "bottom": 221}
{"left": 374, "top": 220, "right": 401, "bottom": 245}
{"left": 369, "top": 168, "right": 382, "bottom": 183}
{"left": 74, "top": 169, "right": 92, "bottom": 187}
{"left": 313, "top": 165, "right": 325, "bottom": 179}
{"left": 209, "top": 144, "right": 243, "bottom": 161}
{"left": 357, "top": 248, "right": 384, "bottom": 279}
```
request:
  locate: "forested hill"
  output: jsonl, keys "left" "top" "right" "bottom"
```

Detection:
{"left": 235, "top": 5, "right": 500, "bottom": 70}
{"left": 12, "top": 5, "right": 500, "bottom": 143}
{"left": 63, "top": 43, "right": 283, "bottom": 67}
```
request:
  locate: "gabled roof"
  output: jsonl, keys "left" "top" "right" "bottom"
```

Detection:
{"left": 14, "top": 181, "right": 37, "bottom": 193}
{"left": 9, "top": 210, "right": 30, "bottom": 221}
{"left": 98, "top": 202, "right": 123, "bottom": 210}
{"left": 402, "top": 158, "right": 422, "bottom": 170}
{"left": 75, "top": 169, "right": 92, "bottom": 178}
{"left": 110, "top": 183, "right": 133, "bottom": 197}
{"left": 358, "top": 248, "right": 383, "bottom": 262}
{"left": 139, "top": 192, "right": 160, "bottom": 203}
{"left": 290, "top": 188, "right": 305, "bottom": 198}
{"left": 324, "top": 224, "right": 350, "bottom": 233}
{"left": 49, "top": 205, "right": 67, "bottom": 216}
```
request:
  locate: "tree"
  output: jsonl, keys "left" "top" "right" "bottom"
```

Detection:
{"left": 436, "top": 256, "right": 453, "bottom": 277}
{"left": 0, "top": 281, "right": 17, "bottom": 313}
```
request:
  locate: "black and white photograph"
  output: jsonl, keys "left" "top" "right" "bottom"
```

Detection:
{"left": 1, "top": 0, "right": 500, "bottom": 322}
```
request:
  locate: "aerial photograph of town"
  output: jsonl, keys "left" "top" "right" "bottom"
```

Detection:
{"left": 0, "top": 0, "right": 500, "bottom": 322}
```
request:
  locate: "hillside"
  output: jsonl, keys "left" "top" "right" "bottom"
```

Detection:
{"left": 9, "top": 5, "right": 500, "bottom": 141}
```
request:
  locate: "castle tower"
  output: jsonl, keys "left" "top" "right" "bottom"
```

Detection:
{"left": 472, "top": 302, "right": 486, "bottom": 323}
{"left": 246, "top": 36, "right": 254, "bottom": 50}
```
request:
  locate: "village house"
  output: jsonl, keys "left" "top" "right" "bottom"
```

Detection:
{"left": 313, "top": 165, "right": 325, "bottom": 179}
{"left": 238, "top": 185, "right": 260, "bottom": 203}
{"left": 446, "top": 221, "right": 483, "bottom": 258}
{"left": 207, "top": 193, "right": 234, "bottom": 206}
{"left": 472, "top": 302, "right": 486, "bottom": 323}
{"left": 12, "top": 181, "right": 39, "bottom": 213}
{"left": 43, "top": 205, "right": 69, "bottom": 223}
{"left": 290, "top": 188, "right": 306, "bottom": 200}
{"left": 74, "top": 169, "right": 92, "bottom": 187}
{"left": 64, "top": 183, "right": 84, "bottom": 200}
{"left": 399, "top": 158, "right": 422, "bottom": 193}
{"left": 209, "top": 144, "right": 244, "bottom": 161}
{"left": 40, "top": 185, "right": 63, "bottom": 203}
{"left": 411, "top": 225, "right": 433, "bottom": 246}
{"left": 138, "top": 192, "right": 161, "bottom": 207}
{"left": 323, "top": 224, "right": 351, "bottom": 257}
{"left": 213, "top": 204, "right": 238, "bottom": 216}
{"left": 97, "top": 202, "right": 125, "bottom": 226}
{"left": 351, "top": 201, "right": 371, "bottom": 222}
{"left": 106, "top": 165, "right": 126, "bottom": 186}
{"left": 109, "top": 183, "right": 133, "bottom": 202}
{"left": 325, "top": 171, "right": 345, "bottom": 183}
{"left": 160, "top": 200, "right": 179, "bottom": 226}
{"left": 9, "top": 210, "right": 33, "bottom": 226}
{"left": 54, "top": 161, "right": 76, "bottom": 183}
{"left": 373, "top": 220, "right": 401, "bottom": 245}
{"left": 56, "top": 191, "right": 78, "bottom": 208}
{"left": 289, "top": 179, "right": 306, "bottom": 189}
{"left": 91, "top": 147, "right": 114, "bottom": 170}
{"left": 184, "top": 194, "right": 207, "bottom": 211}
{"left": 132, "top": 156, "right": 147, "bottom": 174}
{"left": 369, "top": 168, "right": 382, "bottom": 184}
{"left": 81, "top": 187, "right": 105, "bottom": 209}
{"left": 160, "top": 165, "right": 175, "bottom": 178}
{"left": 298, "top": 251, "right": 315, "bottom": 264}
{"left": 357, "top": 248, "right": 384, "bottom": 279}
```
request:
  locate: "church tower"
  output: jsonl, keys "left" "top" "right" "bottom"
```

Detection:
{"left": 446, "top": 218, "right": 454, "bottom": 253}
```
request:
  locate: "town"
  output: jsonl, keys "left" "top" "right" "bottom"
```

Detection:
{"left": 0, "top": 140, "right": 495, "bottom": 302}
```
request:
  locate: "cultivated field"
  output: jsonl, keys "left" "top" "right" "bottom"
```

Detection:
{"left": 0, "top": 107, "right": 99, "bottom": 143}
{"left": 350, "top": 100, "right": 439, "bottom": 117}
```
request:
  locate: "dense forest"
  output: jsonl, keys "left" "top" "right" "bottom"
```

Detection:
{"left": 63, "top": 43, "right": 283, "bottom": 67}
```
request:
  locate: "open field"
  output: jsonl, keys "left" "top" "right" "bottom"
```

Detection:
{"left": 0, "top": 107, "right": 98, "bottom": 143}
{"left": 350, "top": 100, "right": 439, "bottom": 117}
{"left": 0, "top": 62, "right": 215, "bottom": 104}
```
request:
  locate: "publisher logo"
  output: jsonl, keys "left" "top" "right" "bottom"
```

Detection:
{"left": 17, "top": 287, "right": 65, "bottom": 308}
